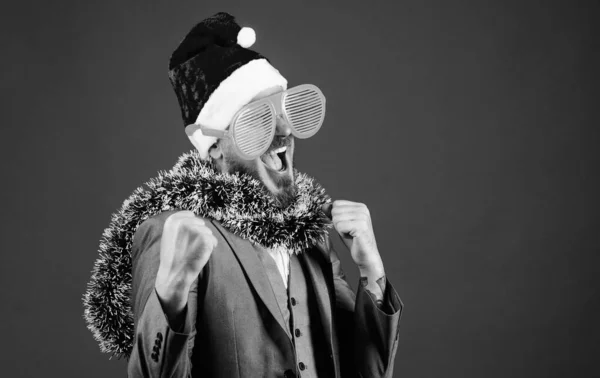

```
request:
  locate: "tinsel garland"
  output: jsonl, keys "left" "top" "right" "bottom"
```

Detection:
{"left": 82, "top": 149, "right": 332, "bottom": 359}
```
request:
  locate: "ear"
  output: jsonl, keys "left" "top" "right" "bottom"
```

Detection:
{"left": 208, "top": 141, "right": 223, "bottom": 161}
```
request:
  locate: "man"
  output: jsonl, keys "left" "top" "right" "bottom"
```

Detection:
{"left": 83, "top": 12, "right": 403, "bottom": 378}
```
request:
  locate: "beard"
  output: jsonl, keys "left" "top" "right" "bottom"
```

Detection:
{"left": 223, "top": 155, "right": 296, "bottom": 209}
{"left": 270, "top": 176, "right": 296, "bottom": 208}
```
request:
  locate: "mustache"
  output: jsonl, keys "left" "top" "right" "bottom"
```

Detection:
{"left": 267, "top": 137, "right": 292, "bottom": 151}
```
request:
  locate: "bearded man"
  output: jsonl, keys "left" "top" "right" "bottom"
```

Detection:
{"left": 83, "top": 12, "right": 403, "bottom": 378}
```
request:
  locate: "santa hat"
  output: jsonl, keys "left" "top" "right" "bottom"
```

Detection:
{"left": 168, "top": 12, "right": 288, "bottom": 159}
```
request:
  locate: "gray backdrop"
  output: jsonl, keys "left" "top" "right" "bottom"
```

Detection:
{"left": 1, "top": 0, "right": 598, "bottom": 377}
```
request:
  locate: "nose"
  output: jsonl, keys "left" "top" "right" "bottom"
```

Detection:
{"left": 275, "top": 115, "right": 292, "bottom": 137}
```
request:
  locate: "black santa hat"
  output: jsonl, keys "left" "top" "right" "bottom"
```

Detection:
{"left": 168, "top": 12, "right": 288, "bottom": 159}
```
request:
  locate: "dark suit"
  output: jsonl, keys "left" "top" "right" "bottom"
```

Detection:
{"left": 127, "top": 209, "right": 403, "bottom": 377}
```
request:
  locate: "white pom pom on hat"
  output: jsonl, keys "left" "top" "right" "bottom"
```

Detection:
{"left": 237, "top": 26, "right": 256, "bottom": 48}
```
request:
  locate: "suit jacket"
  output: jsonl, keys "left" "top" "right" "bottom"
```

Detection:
{"left": 127, "top": 209, "right": 403, "bottom": 377}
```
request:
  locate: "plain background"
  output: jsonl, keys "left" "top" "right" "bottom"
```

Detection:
{"left": 1, "top": 0, "right": 598, "bottom": 377}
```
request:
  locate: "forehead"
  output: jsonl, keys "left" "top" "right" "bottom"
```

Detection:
{"left": 249, "top": 86, "right": 284, "bottom": 103}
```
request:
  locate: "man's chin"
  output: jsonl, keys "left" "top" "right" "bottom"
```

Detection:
{"left": 268, "top": 168, "right": 294, "bottom": 188}
{"left": 261, "top": 168, "right": 295, "bottom": 208}
{"left": 272, "top": 183, "right": 296, "bottom": 209}
{"left": 224, "top": 156, "right": 296, "bottom": 208}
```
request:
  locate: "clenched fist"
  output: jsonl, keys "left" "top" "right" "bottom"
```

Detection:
{"left": 323, "top": 200, "right": 384, "bottom": 275}
{"left": 157, "top": 210, "right": 218, "bottom": 285}
{"left": 155, "top": 211, "right": 217, "bottom": 323}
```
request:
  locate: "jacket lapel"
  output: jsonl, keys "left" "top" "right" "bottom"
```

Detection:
{"left": 212, "top": 221, "right": 291, "bottom": 340}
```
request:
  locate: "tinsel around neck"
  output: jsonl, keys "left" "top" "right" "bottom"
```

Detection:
{"left": 83, "top": 149, "right": 332, "bottom": 358}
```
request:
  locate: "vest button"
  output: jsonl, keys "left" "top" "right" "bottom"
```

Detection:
{"left": 283, "top": 369, "right": 296, "bottom": 378}
{"left": 294, "top": 328, "right": 302, "bottom": 337}
{"left": 290, "top": 297, "right": 297, "bottom": 306}
{"left": 299, "top": 362, "right": 306, "bottom": 371}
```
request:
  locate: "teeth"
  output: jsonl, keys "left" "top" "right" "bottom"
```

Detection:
{"left": 273, "top": 146, "right": 287, "bottom": 154}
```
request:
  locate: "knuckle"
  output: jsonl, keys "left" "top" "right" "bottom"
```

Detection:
{"left": 174, "top": 210, "right": 194, "bottom": 220}
{"left": 167, "top": 211, "right": 195, "bottom": 223}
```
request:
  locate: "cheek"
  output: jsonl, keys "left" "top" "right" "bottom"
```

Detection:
{"left": 253, "top": 159, "right": 270, "bottom": 177}
{"left": 231, "top": 156, "right": 264, "bottom": 176}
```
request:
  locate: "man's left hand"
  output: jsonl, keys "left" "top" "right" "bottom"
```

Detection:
{"left": 323, "top": 200, "right": 384, "bottom": 275}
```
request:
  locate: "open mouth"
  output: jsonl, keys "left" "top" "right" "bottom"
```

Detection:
{"left": 260, "top": 146, "right": 288, "bottom": 172}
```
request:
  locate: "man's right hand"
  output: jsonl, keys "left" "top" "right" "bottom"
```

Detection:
{"left": 154, "top": 210, "right": 217, "bottom": 327}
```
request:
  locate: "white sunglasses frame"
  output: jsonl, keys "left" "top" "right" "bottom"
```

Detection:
{"left": 196, "top": 84, "right": 326, "bottom": 160}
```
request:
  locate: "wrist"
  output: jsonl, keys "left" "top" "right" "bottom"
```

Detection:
{"left": 154, "top": 274, "right": 191, "bottom": 332}
{"left": 155, "top": 267, "right": 194, "bottom": 299}
{"left": 357, "top": 255, "right": 385, "bottom": 278}
{"left": 155, "top": 276, "right": 191, "bottom": 319}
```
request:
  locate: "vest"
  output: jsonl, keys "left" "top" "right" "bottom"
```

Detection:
{"left": 256, "top": 248, "right": 330, "bottom": 377}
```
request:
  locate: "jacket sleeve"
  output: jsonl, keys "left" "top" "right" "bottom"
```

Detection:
{"left": 127, "top": 214, "right": 199, "bottom": 378}
{"left": 326, "top": 236, "right": 404, "bottom": 378}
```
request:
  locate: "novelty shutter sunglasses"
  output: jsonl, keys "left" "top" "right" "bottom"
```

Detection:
{"left": 200, "top": 84, "right": 326, "bottom": 160}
